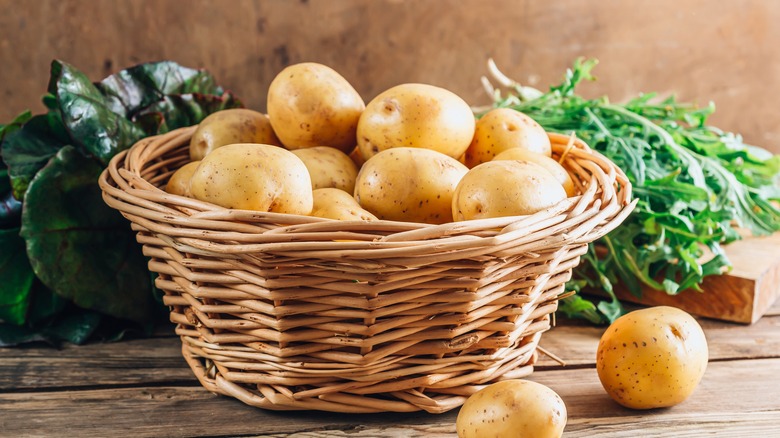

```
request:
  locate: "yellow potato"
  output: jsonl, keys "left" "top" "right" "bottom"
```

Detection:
{"left": 354, "top": 147, "right": 468, "bottom": 224}
{"left": 189, "top": 143, "right": 312, "bottom": 214}
{"left": 267, "top": 62, "right": 365, "bottom": 153}
{"left": 597, "top": 306, "right": 709, "bottom": 410}
{"left": 452, "top": 160, "right": 567, "bottom": 221}
{"left": 493, "top": 148, "right": 576, "bottom": 197}
{"left": 310, "top": 188, "right": 377, "bottom": 221}
{"left": 357, "top": 83, "right": 476, "bottom": 160}
{"left": 189, "top": 109, "right": 281, "bottom": 161}
{"left": 464, "top": 108, "right": 551, "bottom": 168}
{"left": 456, "top": 379, "right": 567, "bottom": 438}
{"left": 165, "top": 160, "right": 200, "bottom": 197}
{"left": 292, "top": 146, "right": 359, "bottom": 193}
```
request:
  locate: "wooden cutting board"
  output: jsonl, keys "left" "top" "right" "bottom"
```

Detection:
{"left": 609, "top": 232, "right": 780, "bottom": 324}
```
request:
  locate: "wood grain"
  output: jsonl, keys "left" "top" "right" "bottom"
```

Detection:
{"left": 0, "top": 336, "right": 193, "bottom": 391}
{"left": 1, "top": 359, "right": 778, "bottom": 437}
{"left": 1, "top": 0, "right": 779, "bottom": 152}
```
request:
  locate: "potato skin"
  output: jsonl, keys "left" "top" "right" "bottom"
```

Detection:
{"left": 310, "top": 188, "right": 377, "bottom": 221}
{"left": 354, "top": 147, "right": 468, "bottom": 224}
{"left": 189, "top": 143, "right": 313, "bottom": 214}
{"left": 456, "top": 379, "right": 567, "bottom": 438}
{"left": 357, "top": 83, "right": 476, "bottom": 160}
{"left": 292, "top": 146, "right": 359, "bottom": 193}
{"left": 267, "top": 62, "right": 365, "bottom": 153}
{"left": 452, "top": 160, "right": 567, "bottom": 221}
{"left": 493, "top": 148, "right": 576, "bottom": 197}
{"left": 464, "top": 108, "right": 551, "bottom": 168}
{"left": 596, "top": 306, "right": 709, "bottom": 410}
{"left": 189, "top": 109, "right": 281, "bottom": 161}
{"left": 165, "top": 160, "right": 201, "bottom": 197}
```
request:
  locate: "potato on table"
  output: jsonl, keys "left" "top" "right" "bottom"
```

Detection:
{"left": 597, "top": 306, "right": 709, "bottom": 409}
{"left": 456, "top": 379, "right": 567, "bottom": 438}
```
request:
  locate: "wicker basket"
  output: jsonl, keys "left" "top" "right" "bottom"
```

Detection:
{"left": 99, "top": 126, "right": 634, "bottom": 414}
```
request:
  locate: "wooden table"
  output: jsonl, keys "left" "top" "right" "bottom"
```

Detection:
{"left": 2, "top": 301, "right": 779, "bottom": 437}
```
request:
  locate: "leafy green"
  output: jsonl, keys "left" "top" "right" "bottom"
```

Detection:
{"left": 49, "top": 61, "right": 147, "bottom": 166}
{"left": 0, "top": 59, "right": 241, "bottom": 345}
{"left": 20, "top": 146, "right": 156, "bottom": 325}
{"left": 0, "top": 228, "right": 35, "bottom": 325}
{"left": 96, "top": 60, "right": 224, "bottom": 117}
{"left": 0, "top": 183, "right": 23, "bottom": 228}
{"left": 0, "top": 111, "right": 69, "bottom": 199}
{"left": 488, "top": 58, "right": 780, "bottom": 323}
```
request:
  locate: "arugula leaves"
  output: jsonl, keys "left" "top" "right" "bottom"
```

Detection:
{"left": 489, "top": 59, "right": 780, "bottom": 323}
{"left": 0, "top": 60, "right": 242, "bottom": 345}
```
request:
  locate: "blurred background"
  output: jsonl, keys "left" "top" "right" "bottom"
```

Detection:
{"left": 2, "top": 0, "right": 778, "bottom": 152}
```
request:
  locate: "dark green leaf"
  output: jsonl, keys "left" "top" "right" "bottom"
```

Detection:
{"left": 49, "top": 60, "right": 146, "bottom": 165}
{"left": 96, "top": 61, "right": 224, "bottom": 118}
{"left": 0, "top": 324, "right": 47, "bottom": 347}
{"left": 0, "top": 190, "right": 23, "bottom": 228}
{"left": 26, "top": 280, "right": 67, "bottom": 325}
{"left": 0, "top": 227, "right": 35, "bottom": 325}
{"left": 0, "top": 112, "right": 69, "bottom": 199}
{"left": 136, "top": 92, "right": 243, "bottom": 133}
{"left": 20, "top": 146, "right": 156, "bottom": 325}
{"left": 0, "top": 110, "right": 33, "bottom": 144}
{"left": 44, "top": 309, "right": 103, "bottom": 345}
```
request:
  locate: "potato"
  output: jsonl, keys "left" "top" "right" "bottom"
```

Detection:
{"left": 357, "top": 83, "right": 475, "bottom": 160}
{"left": 493, "top": 148, "right": 576, "bottom": 197}
{"left": 452, "top": 160, "right": 567, "bottom": 221}
{"left": 267, "top": 62, "right": 365, "bottom": 153}
{"left": 464, "top": 108, "right": 551, "bottom": 168}
{"left": 456, "top": 379, "right": 567, "bottom": 438}
{"left": 354, "top": 147, "right": 468, "bottom": 224}
{"left": 189, "top": 109, "right": 281, "bottom": 161}
{"left": 310, "top": 188, "right": 377, "bottom": 221}
{"left": 597, "top": 306, "right": 709, "bottom": 410}
{"left": 165, "top": 160, "right": 200, "bottom": 197}
{"left": 292, "top": 146, "right": 359, "bottom": 193}
{"left": 189, "top": 143, "right": 312, "bottom": 214}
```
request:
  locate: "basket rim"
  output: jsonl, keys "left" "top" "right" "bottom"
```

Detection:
{"left": 98, "top": 126, "right": 636, "bottom": 256}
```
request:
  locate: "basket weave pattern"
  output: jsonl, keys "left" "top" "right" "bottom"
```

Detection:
{"left": 99, "top": 127, "right": 634, "bottom": 413}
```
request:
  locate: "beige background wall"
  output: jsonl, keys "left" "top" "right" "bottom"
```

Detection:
{"left": 2, "top": 0, "right": 778, "bottom": 152}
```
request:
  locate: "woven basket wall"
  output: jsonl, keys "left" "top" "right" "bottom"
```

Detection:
{"left": 99, "top": 126, "right": 634, "bottom": 413}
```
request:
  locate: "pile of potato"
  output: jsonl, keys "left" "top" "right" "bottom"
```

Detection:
{"left": 166, "top": 62, "right": 575, "bottom": 224}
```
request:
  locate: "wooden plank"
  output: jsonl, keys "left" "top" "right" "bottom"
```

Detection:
{"left": 610, "top": 232, "right": 780, "bottom": 324}
{"left": 0, "top": 337, "right": 195, "bottom": 390}
{"left": 2, "top": 312, "right": 776, "bottom": 390}
{"left": 1, "top": 358, "right": 778, "bottom": 437}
